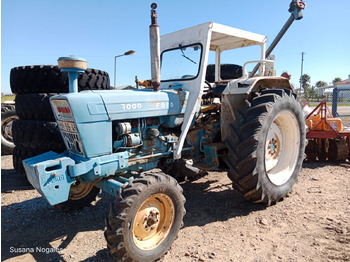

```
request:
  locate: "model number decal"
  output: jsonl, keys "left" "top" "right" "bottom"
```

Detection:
{"left": 120, "top": 102, "right": 174, "bottom": 110}
{"left": 121, "top": 103, "right": 143, "bottom": 110}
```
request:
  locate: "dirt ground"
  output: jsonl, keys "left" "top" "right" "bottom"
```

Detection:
{"left": 1, "top": 155, "right": 350, "bottom": 262}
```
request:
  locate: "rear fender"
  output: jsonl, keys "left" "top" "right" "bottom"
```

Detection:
{"left": 221, "top": 76, "right": 294, "bottom": 142}
{"left": 223, "top": 76, "right": 294, "bottom": 96}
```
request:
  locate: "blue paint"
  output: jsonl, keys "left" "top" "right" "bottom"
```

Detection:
{"left": 92, "top": 178, "right": 128, "bottom": 197}
{"left": 58, "top": 56, "right": 86, "bottom": 93}
{"left": 23, "top": 56, "right": 225, "bottom": 207}
{"left": 23, "top": 150, "right": 130, "bottom": 205}
{"left": 23, "top": 151, "right": 76, "bottom": 205}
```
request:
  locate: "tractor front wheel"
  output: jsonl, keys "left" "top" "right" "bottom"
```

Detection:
{"left": 105, "top": 171, "right": 185, "bottom": 262}
{"left": 54, "top": 182, "right": 100, "bottom": 212}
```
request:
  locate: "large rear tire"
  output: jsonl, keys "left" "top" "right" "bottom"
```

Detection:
{"left": 105, "top": 171, "right": 185, "bottom": 262}
{"left": 205, "top": 64, "right": 242, "bottom": 83}
{"left": 224, "top": 88, "right": 306, "bottom": 205}
{"left": 15, "top": 93, "right": 57, "bottom": 121}
{"left": 13, "top": 146, "right": 48, "bottom": 176}
{"left": 10, "top": 66, "right": 110, "bottom": 94}
{"left": 12, "top": 119, "right": 65, "bottom": 151}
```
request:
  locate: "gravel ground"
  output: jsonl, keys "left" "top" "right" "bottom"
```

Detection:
{"left": 1, "top": 155, "right": 350, "bottom": 262}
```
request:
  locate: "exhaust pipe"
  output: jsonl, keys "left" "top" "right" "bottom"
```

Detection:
{"left": 150, "top": 3, "right": 161, "bottom": 91}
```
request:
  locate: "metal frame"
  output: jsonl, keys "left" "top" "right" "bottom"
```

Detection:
{"left": 159, "top": 22, "right": 268, "bottom": 158}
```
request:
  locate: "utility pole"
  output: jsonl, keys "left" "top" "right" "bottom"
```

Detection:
{"left": 299, "top": 52, "right": 305, "bottom": 96}
{"left": 114, "top": 50, "right": 135, "bottom": 88}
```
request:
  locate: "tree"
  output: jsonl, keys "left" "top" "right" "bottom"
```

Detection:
{"left": 301, "top": 74, "right": 311, "bottom": 97}
{"left": 315, "top": 81, "right": 327, "bottom": 87}
{"left": 309, "top": 85, "right": 317, "bottom": 100}
{"left": 314, "top": 81, "right": 327, "bottom": 98}
{"left": 332, "top": 77, "right": 342, "bottom": 85}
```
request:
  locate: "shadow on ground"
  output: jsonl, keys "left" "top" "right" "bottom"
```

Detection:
{"left": 1, "top": 167, "right": 33, "bottom": 192}
{"left": 1, "top": 167, "right": 265, "bottom": 261}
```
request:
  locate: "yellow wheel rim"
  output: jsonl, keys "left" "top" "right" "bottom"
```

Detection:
{"left": 133, "top": 193, "right": 175, "bottom": 250}
{"left": 69, "top": 182, "right": 94, "bottom": 200}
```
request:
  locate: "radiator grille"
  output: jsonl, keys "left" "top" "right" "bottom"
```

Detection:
{"left": 58, "top": 120, "right": 85, "bottom": 157}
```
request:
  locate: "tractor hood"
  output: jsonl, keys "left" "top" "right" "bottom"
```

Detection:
{"left": 49, "top": 89, "right": 189, "bottom": 158}
{"left": 51, "top": 89, "right": 189, "bottom": 123}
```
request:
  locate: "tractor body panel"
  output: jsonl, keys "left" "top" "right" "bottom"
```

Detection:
{"left": 23, "top": 151, "right": 76, "bottom": 205}
{"left": 222, "top": 76, "right": 294, "bottom": 95}
{"left": 50, "top": 89, "right": 189, "bottom": 158}
{"left": 23, "top": 150, "right": 130, "bottom": 205}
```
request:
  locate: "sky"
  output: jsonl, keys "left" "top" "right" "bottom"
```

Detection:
{"left": 1, "top": 0, "right": 350, "bottom": 94}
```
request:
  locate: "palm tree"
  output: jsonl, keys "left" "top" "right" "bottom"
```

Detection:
{"left": 315, "top": 81, "right": 327, "bottom": 87}
{"left": 301, "top": 74, "right": 311, "bottom": 97}
{"left": 332, "top": 77, "right": 342, "bottom": 85}
{"left": 309, "top": 85, "right": 317, "bottom": 100}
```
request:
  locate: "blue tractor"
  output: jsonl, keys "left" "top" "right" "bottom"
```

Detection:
{"left": 23, "top": 1, "right": 306, "bottom": 261}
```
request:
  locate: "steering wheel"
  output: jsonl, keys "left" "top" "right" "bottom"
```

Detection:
{"left": 204, "top": 80, "right": 212, "bottom": 90}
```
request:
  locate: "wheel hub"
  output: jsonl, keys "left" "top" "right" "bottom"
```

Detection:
{"left": 133, "top": 193, "right": 175, "bottom": 250}
{"left": 267, "top": 138, "right": 278, "bottom": 156}
{"left": 2, "top": 116, "right": 17, "bottom": 141}
{"left": 143, "top": 209, "right": 160, "bottom": 230}
{"left": 69, "top": 182, "right": 94, "bottom": 200}
{"left": 265, "top": 122, "right": 283, "bottom": 170}
{"left": 265, "top": 110, "right": 300, "bottom": 186}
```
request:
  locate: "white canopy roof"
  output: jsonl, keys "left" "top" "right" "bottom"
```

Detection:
{"left": 160, "top": 22, "right": 267, "bottom": 52}
{"left": 209, "top": 22, "right": 267, "bottom": 51}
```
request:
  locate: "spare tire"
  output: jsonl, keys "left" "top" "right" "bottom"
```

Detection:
{"left": 10, "top": 65, "right": 110, "bottom": 94}
{"left": 1, "top": 104, "right": 16, "bottom": 112}
{"left": 15, "top": 93, "right": 57, "bottom": 121}
{"left": 13, "top": 146, "right": 54, "bottom": 176}
{"left": 205, "top": 64, "right": 242, "bottom": 83}
{"left": 12, "top": 119, "right": 65, "bottom": 151}
{"left": 1, "top": 108, "right": 19, "bottom": 154}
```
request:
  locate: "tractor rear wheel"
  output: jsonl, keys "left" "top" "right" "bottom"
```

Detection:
{"left": 105, "top": 171, "right": 185, "bottom": 262}
{"left": 224, "top": 88, "right": 306, "bottom": 205}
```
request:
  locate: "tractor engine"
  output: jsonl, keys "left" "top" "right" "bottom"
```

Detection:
{"left": 50, "top": 89, "right": 189, "bottom": 160}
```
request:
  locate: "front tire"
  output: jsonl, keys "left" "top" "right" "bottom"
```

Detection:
{"left": 105, "top": 171, "right": 185, "bottom": 262}
{"left": 54, "top": 182, "right": 100, "bottom": 212}
{"left": 225, "top": 88, "right": 306, "bottom": 205}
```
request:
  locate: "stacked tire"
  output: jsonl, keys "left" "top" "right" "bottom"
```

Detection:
{"left": 1, "top": 103, "right": 18, "bottom": 154}
{"left": 10, "top": 65, "right": 110, "bottom": 176}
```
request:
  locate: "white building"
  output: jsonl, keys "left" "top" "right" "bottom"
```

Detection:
{"left": 317, "top": 75, "right": 350, "bottom": 96}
